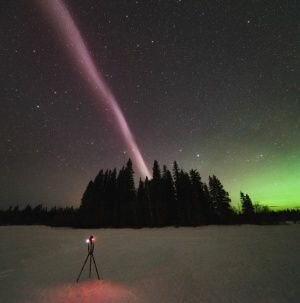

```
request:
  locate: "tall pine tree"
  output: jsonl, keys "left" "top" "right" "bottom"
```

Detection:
{"left": 240, "top": 192, "right": 254, "bottom": 217}
{"left": 162, "top": 165, "right": 176, "bottom": 225}
{"left": 209, "top": 175, "right": 232, "bottom": 223}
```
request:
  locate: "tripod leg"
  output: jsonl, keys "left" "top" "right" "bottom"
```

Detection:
{"left": 76, "top": 254, "right": 90, "bottom": 282}
{"left": 91, "top": 255, "right": 101, "bottom": 280}
{"left": 89, "top": 254, "right": 92, "bottom": 278}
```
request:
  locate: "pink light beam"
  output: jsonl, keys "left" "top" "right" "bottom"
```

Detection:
{"left": 37, "top": 0, "right": 151, "bottom": 178}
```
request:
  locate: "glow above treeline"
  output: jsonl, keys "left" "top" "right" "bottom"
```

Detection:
{"left": 226, "top": 151, "right": 300, "bottom": 210}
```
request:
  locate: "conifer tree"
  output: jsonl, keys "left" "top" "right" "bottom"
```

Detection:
{"left": 137, "top": 179, "right": 145, "bottom": 227}
{"left": 203, "top": 183, "right": 213, "bottom": 222}
{"left": 125, "top": 159, "right": 135, "bottom": 199}
{"left": 162, "top": 165, "right": 176, "bottom": 225}
{"left": 137, "top": 177, "right": 153, "bottom": 226}
{"left": 172, "top": 161, "right": 181, "bottom": 225}
{"left": 116, "top": 166, "right": 126, "bottom": 226}
{"left": 189, "top": 169, "right": 206, "bottom": 224}
{"left": 80, "top": 180, "right": 98, "bottom": 226}
{"left": 150, "top": 160, "right": 164, "bottom": 225}
{"left": 145, "top": 177, "right": 153, "bottom": 225}
{"left": 178, "top": 170, "right": 192, "bottom": 225}
{"left": 173, "top": 161, "right": 180, "bottom": 194}
{"left": 240, "top": 192, "right": 254, "bottom": 216}
{"left": 93, "top": 169, "right": 105, "bottom": 226}
{"left": 124, "top": 159, "right": 137, "bottom": 226}
{"left": 109, "top": 168, "right": 118, "bottom": 226}
{"left": 80, "top": 180, "right": 95, "bottom": 212}
{"left": 152, "top": 160, "right": 161, "bottom": 181}
{"left": 209, "top": 175, "right": 232, "bottom": 222}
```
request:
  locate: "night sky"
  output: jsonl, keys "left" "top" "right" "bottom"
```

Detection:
{"left": 1, "top": 0, "right": 299, "bottom": 209}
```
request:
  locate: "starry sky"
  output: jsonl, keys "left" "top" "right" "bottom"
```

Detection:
{"left": 0, "top": 0, "right": 299, "bottom": 209}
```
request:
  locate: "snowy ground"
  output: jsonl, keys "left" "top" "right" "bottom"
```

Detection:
{"left": 0, "top": 225, "right": 299, "bottom": 303}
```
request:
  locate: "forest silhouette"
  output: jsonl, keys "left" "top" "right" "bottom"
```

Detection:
{"left": 0, "top": 159, "right": 299, "bottom": 227}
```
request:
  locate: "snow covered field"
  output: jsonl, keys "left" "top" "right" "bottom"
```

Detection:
{"left": 0, "top": 225, "right": 299, "bottom": 303}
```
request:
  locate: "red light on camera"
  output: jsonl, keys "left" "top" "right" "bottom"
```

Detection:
{"left": 86, "top": 235, "right": 95, "bottom": 243}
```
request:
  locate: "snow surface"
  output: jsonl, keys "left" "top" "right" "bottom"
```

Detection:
{"left": 0, "top": 225, "right": 299, "bottom": 303}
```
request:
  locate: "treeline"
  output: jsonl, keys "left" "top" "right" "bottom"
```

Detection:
{"left": 0, "top": 159, "right": 299, "bottom": 227}
{"left": 79, "top": 159, "right": 234, "bottom": 227}
{"left": 0, "top": 205, "right": 77, "bottom": 227}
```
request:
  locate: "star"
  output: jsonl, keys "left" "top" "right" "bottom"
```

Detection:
{"left": 0, "top": 0, "right": 298, "bottom": 210}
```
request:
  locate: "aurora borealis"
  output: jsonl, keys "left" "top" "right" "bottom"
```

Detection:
{"left": 0, "top": 0, "right": 299, "bottom": 209}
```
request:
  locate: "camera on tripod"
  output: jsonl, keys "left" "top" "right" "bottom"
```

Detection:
{"left": 76, "top": 235, "right": 100, "bottom": 282}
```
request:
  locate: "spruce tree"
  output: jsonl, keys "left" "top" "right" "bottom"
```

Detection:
{"left": 172, "top": 161, "right": 181, "bottom": 225}
{"left": 150, "top": 160, "right": 164, "bottom": 226}
{"left": 137, "top": 177, "right": 153, "bottom": 226}
{"left": 240, "top": 192, "right": 254, "bottom": 217}
{"left": 209, "top": 175, "right": 232, "bottom": 222}
{"left": 180, "top": 170, "right": 192, "bottom": 225}
{"left": 152, "top": 160, "right": 161, "bottom": 181}
{"left": 80, "top": 180, "right": 98, "bottom": 227}
{"left": 203, "top": 183, "right": 213, "bottom": 223}
{"left": 189, "top": 169, "right": 206, "bottom": 224}
{"left": 162, "top": 165, "right": 176, "bottom": 225}
{"left": 124, "top": 159, "right": 137, "bottom": 226}
{"left": 145, "top": 176, "right": 154, "bottom": 226}
{"left": 137, "top": 179, "right": 145, "bottom": 227}
{"left": 116, "top": 166, "right": 126, "bottom": 226}
{"left": 80, "top": 180, "right": 95, "bottom": 212}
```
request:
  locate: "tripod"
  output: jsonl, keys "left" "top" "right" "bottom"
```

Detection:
{"left": 76, "top": 235, "right": 100, "bottom": 282}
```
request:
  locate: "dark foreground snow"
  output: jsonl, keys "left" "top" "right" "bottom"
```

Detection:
{"left": 0, "top": 225, "right": 299, "bottom": 303}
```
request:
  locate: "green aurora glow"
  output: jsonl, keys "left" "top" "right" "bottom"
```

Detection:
{"left": 226, "top": 151, "right": 300, "bottom": 210}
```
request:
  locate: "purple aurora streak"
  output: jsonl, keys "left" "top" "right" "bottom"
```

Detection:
{"left": 37, "top": 0, "right": 151, "bottom": 178}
